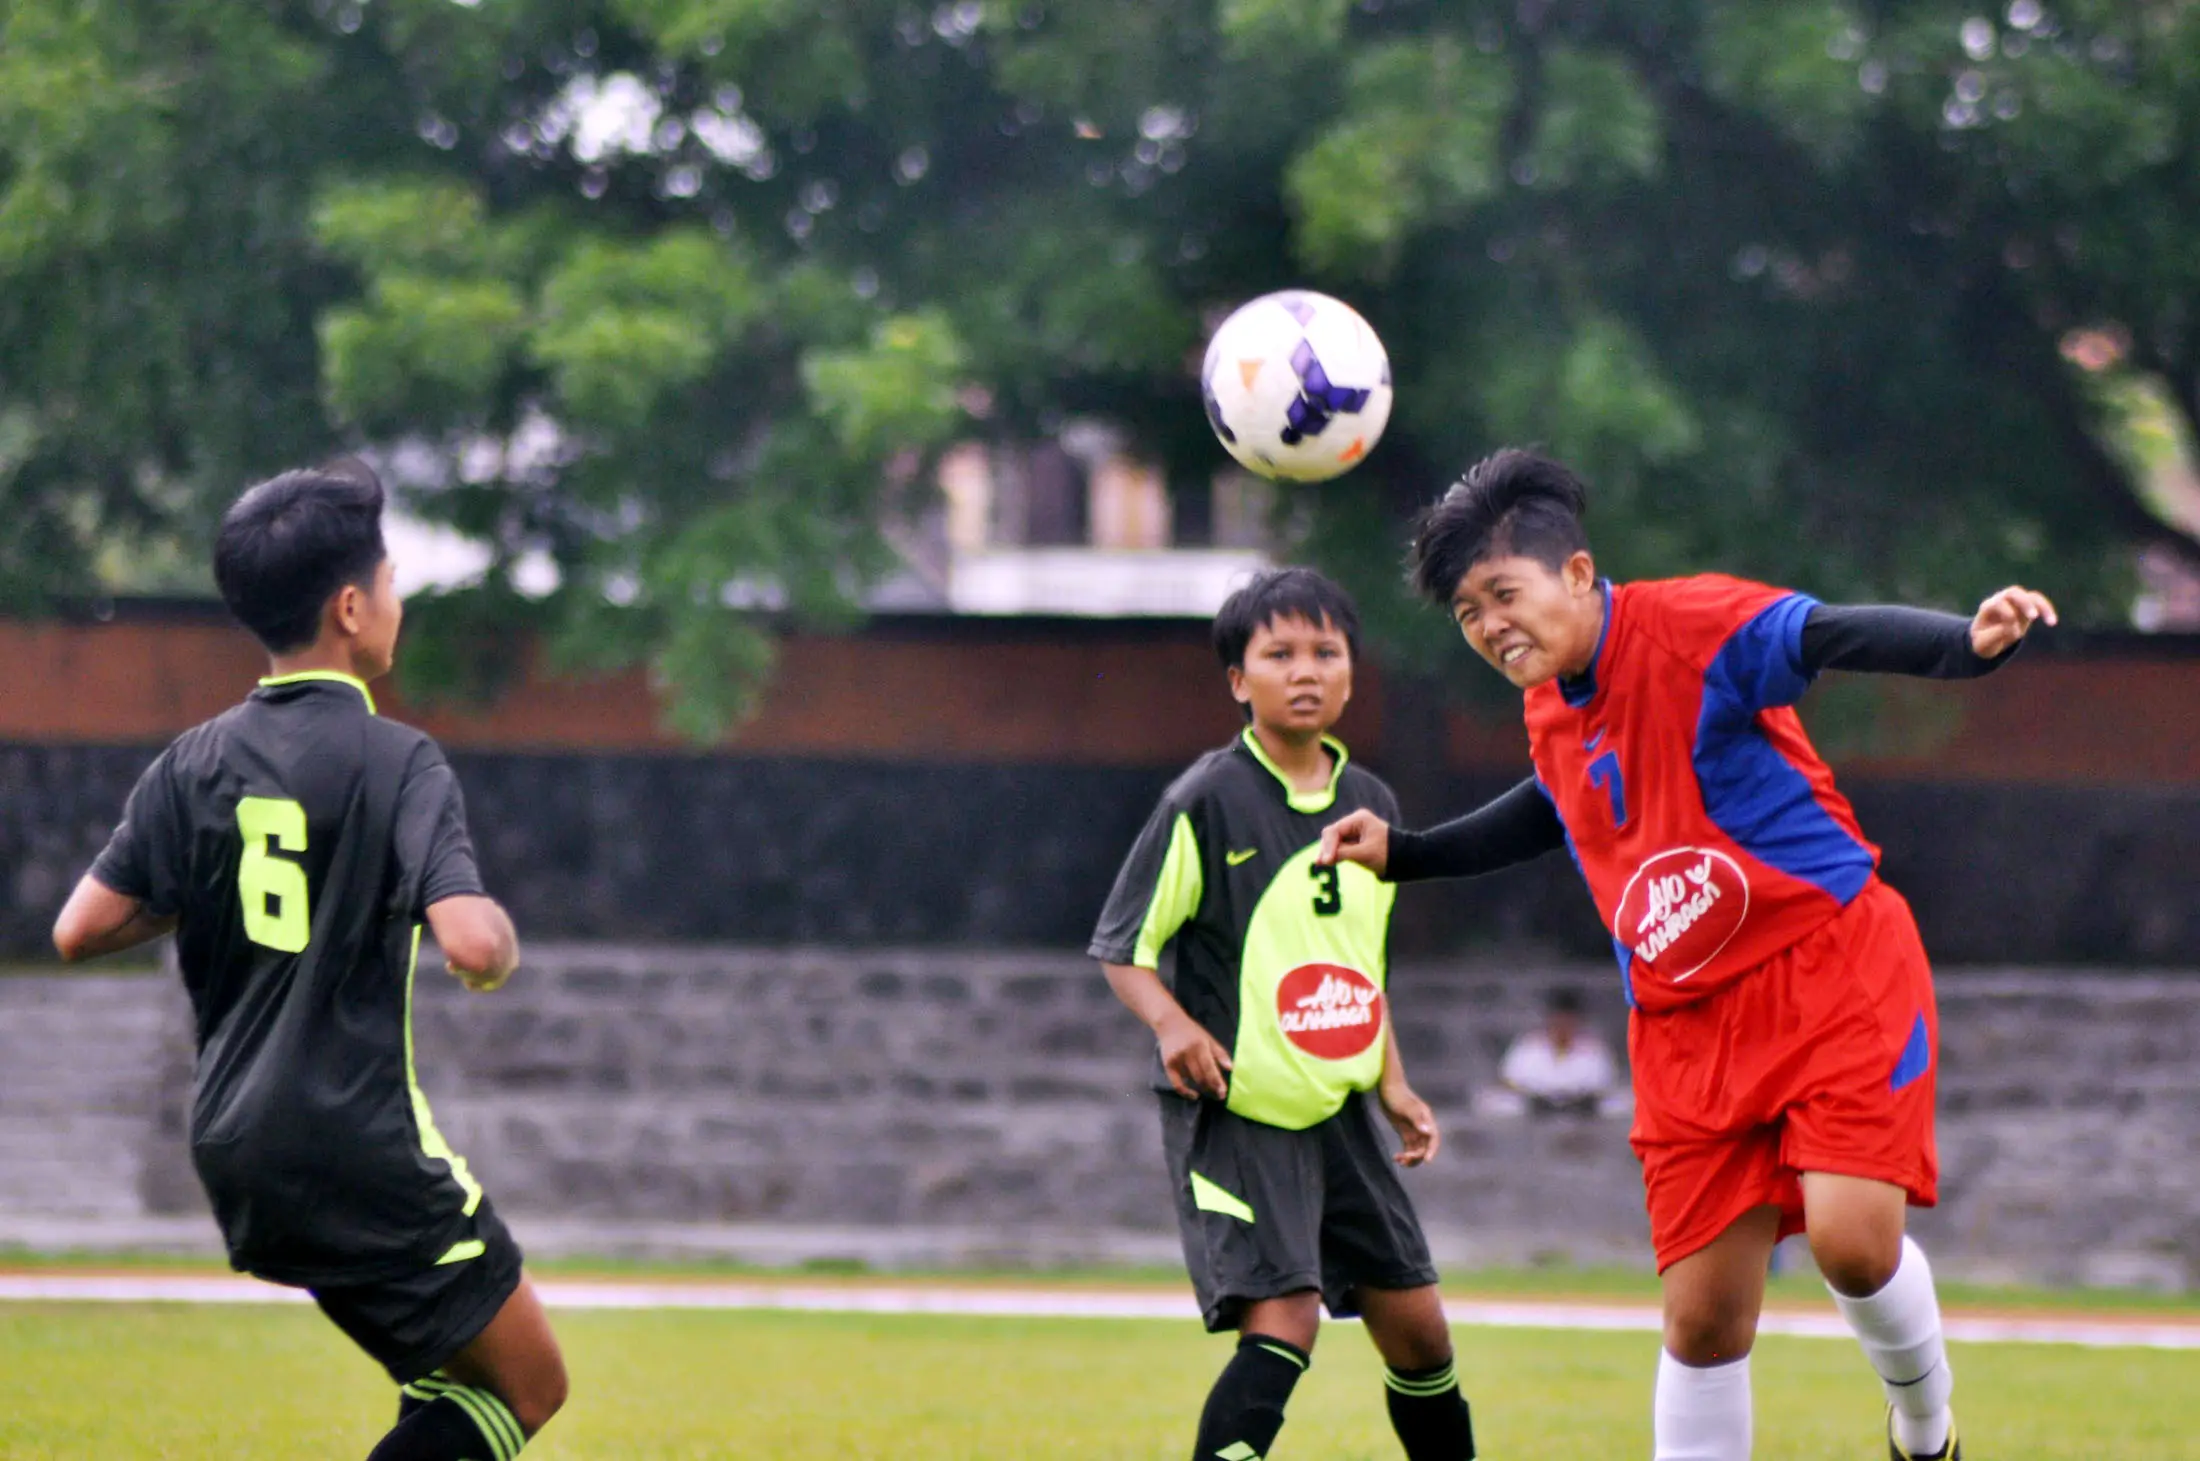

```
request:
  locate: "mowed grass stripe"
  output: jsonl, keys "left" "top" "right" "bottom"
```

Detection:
{"left": 2, "top": 1272, "right": 2195, "bottom": 1350}
{"left": 3, "top": 1303, "right": 2198, "bottom": 1460}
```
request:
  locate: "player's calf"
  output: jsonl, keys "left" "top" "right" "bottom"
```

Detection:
{"left": 1803, "top": 1175, "right": 1956, "bottom": 1461}
{"left": 1192, "top": 1328, "right": 1313, "bottom": 1461}
{"left": 1359, "top": 1285, "right": 1475, "bottom": 1461}
{"left": 1653, "top": 1208, "right": 1778, "bottom": 1461}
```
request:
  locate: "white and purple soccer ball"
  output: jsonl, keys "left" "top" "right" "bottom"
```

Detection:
{"left": 1201, "top": 290, "right": 1393, "bottom": 483}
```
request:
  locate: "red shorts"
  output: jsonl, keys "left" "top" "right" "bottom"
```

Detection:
{"left": 1629, "top": 880, "right": 1939, "bottom": 1271}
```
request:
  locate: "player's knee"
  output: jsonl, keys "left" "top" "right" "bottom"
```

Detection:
{"left": 1369, "top": 1315, "right": 1452, "bottom": 1372}
{"left": 1396, "top": 1330, "right": 1454, "bottom": 1371}
{"left": 1809, "top": 1229, "right": 1900, "bottom": 1297}
{"left": 1662, "top": 1304, "right": 1756, "bottom": 1367}
{"left": 510, "top": 1355, "right": 569, "bottom": 1436}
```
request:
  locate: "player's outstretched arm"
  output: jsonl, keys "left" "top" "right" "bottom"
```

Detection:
{"left": 1801, "top": 585, "right": 2057, "bottom": 679}
{"left": 1100, "top": 960, "right": 1232, "bottom": 1100}
{"left": 428, "top": 894, "right": 520, "bottom": 993}
{"left": 52, "top": 875, "right": 176, "bottom": 962}
{"left": 1319, "top": 777, "right": 1566, "bottom": 883}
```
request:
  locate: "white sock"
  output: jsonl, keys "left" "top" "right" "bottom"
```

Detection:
{"left": 1653, "top": 1349, "right": 1752, "bottom": 1461}
{"left": 1829, "top": 1235, "right": 1954, "bottom": 1455}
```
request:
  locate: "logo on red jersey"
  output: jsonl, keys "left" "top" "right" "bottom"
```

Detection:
{"left": 1275, "top": 963, "right": 1384, "bottom": 1059}
{"left": 1615, "top": 848, "right": 1750, "bottom": 982}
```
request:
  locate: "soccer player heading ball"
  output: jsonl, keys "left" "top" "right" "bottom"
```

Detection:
{"left": 1319, "top": 450, "right": 2056, "bottom": 1461}
{"left": 52, "top": 462, "right": 567, "bottom": 1461}
{"left": 1092, "top": 569, "right": 1478, "bottom": 1461}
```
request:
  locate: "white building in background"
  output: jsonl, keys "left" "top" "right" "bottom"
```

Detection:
{"left": 920, "top": 433, "right": 1273, "bottom": 617}
{"left": 382, "top": 425, "right": 1280, "bottom": 617}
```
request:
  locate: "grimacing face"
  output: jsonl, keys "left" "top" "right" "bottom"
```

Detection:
{"left": 1449, "top": 549, "right": 1605, "bottom": 690}
{"left": 1228, "top": 612, "right": 1353, "bottom": 739}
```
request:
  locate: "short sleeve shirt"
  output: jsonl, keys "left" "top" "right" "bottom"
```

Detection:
{"left": 88, "top": 672, "right": 489, "bottom": 1285}
{"left": 1091, "top": 731, "right": 1401, "bottom": 1130}
{"left": 1526, "top": 576, "right": 1880, "bottom": 1013}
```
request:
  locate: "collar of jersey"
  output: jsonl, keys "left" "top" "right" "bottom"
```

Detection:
{"left": 257, "top": 670, "right": 378, "bottom": 715}
{"left": 1238, "top": 727, "right": 1349, "bottom": 813}
{"left": 1558, "top": 579, "right": 1616, "bottom": 709}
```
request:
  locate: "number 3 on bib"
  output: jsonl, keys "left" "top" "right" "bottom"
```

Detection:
{"left": 1310, "top": 862, "right": 1342, "bottom": 917}
{"left": 236, "top": 796, "right": 311, "bottom": 952}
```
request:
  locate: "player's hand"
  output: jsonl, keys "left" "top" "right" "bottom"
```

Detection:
{"left": 1970, "top": 585, "right": 2057, "bottom": 659}
{"left": 1379, "top": 1083, "right": 1440, "bottom": 1167}
{"left": 450, "top": 960, "right": 510, "bottom": 994}
{"left": 1317, "top": 809, "right": 1391, "bottom": 877}
{"left": 1156, "top": 1009, "right": 1233, "bottom": 1101}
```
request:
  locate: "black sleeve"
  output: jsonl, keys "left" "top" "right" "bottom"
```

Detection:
{"left": 1799, "top": 603, "right": 2015, "bottom": 679}
{"left": 393, "top": 744, "right": 487, "bottom": 918}
{"left": 1385, "top": 777, "right": 1567, "bottom": 884}
{"left": 89, "top": 749, "right": 185, "bottom": 917}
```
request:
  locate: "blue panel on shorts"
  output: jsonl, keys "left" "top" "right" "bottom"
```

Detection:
{"left": 1888, "top": 1012, "right": 1931, "bottom": 1091}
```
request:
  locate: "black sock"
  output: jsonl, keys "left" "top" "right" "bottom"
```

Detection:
{"left": 1192, "top": 1333, "right": 1309, "bottom": 1461}
{"left": 1384, "top": 1359, "right": 1475, "bottom": 1460}
{"left": 369, "top": 1378, "right": 525, "bottom": 1461}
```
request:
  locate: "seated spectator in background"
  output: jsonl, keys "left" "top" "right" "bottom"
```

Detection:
{"left": 1499, "top": 988, "right": 1619, "bottom": 1116}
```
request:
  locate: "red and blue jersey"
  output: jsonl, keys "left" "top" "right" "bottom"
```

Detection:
{"left": 1526, "top": 574, "right": 1879, "bottom": 1014}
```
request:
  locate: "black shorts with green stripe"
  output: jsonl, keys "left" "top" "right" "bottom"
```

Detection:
{"left": 309, "top": 1197, "right": 524, "bottom": 1383}
{"left": 1160, "top": 1091, "right": 1439, "bottom": 1333}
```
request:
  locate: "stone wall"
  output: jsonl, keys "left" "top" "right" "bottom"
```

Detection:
{"left": 4, "top": 950, "right": 2196, "bottom": 1288}
{"left": 7, "top": 742, "right": 2200, "bottom": 964}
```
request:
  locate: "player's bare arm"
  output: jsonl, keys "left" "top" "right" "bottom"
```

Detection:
{"left": 1101, "top": 961, "right": 1232, "bottom": 1100}
{"left": 51, "top": 876, "right": 176, "bottom": 963}
{"left": 428, "top": 893, "right": 520, "bottom": 993}
{"left": 1377, "top": 1018, "right": 1439, "bottom": 1167}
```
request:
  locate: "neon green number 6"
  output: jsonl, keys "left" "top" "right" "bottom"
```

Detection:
{"left": 236, "top": 796, "right": 310, "bottom": 952}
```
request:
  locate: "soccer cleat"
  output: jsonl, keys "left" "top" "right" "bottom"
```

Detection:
{"left": 1887, "top": 1408, "right": 1960, "bottom": 1460}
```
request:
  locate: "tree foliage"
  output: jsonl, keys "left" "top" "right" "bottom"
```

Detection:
{"left": 2, "top": 0, "right": 2195, "bottom": 729}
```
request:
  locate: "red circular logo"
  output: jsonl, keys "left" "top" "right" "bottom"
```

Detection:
{"left": 1613, "top": 848, "right": 1751, "bottom": 983}
{"left": 1275, "top": 963, "right": 1385, "bottom": 1059}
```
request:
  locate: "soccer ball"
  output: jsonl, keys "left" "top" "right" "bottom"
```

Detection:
{"left": 1200, "top": 290, "right": 1393, "bottom": 482}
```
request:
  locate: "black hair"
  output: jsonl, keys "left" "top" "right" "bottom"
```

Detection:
{"left": 1545, "top": 987, "right": 1586, "bottom": 1017}
{"left": 213, "top": 459, "right": 388, "bottom": 653}
{"left": 1212, "top": 566, "right": 1362, "bottom": 672}
{"left": 1407, "top": 448, "right": 1591, "bottom": 605}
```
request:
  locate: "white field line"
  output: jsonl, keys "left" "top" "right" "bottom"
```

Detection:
{"left": 1, "top": 1273, "right": 2196, "bottom": 1351}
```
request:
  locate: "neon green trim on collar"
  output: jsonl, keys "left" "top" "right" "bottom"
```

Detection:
{"left": 257, "top": 670, "right": 377, "bottom": 715}
{"left": 1239, "top": 727, "right": 1349, "bottom": 814}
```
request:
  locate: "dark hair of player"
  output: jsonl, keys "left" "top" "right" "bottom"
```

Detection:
{"left": 212, "top": 459, "right": 389, "bottom": 654}
{"left": 1546, "top": 986, "right": 1586, "bottom": 1017}
{"left": 1407, "top": 448, "right": 1591, "bottom": 605}
{"left": 1211, "top": 566, "right": 1362, "bottom": 672}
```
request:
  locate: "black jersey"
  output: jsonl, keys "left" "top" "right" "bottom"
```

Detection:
{"left": 91, "top": 672, "right": 488, "bottom": 1285}
{"left": 1090, "top": 730, "right": 1402, "bottom": 1130}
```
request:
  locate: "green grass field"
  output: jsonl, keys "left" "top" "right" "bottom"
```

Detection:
{"left": 1, "top": 1284, "right": 2195, "bottom": 1459}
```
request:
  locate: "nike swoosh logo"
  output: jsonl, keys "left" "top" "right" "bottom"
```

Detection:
{"left": 1226, "top": 848, "right": 1259, "bottom": 866}
{"left": 1585, "top": 730, "right": 1605, "bottom": 753}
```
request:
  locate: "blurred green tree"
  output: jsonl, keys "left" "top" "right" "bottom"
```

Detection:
{"left": 1, "top": 0, "right": 2194, "bottom": 731}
